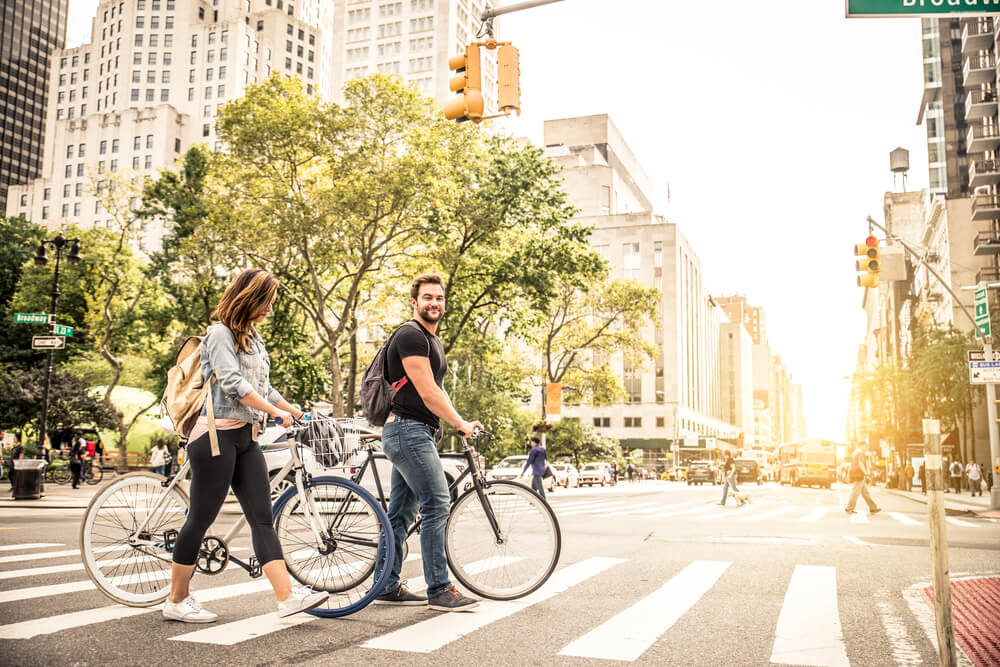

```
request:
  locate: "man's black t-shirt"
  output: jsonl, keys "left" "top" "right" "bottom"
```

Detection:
{"left": 386, "top": 319, "right": 447, "bottom": 430}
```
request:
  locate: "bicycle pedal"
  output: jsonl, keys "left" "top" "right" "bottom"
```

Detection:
{"left": 163, "top": 529, "right": 178, "bottom": 552}
{"left": 248, "top": 557, "right": 262, "bottom": 578}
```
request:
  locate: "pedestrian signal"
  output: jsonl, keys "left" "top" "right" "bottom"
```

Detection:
{"left": 855, "top": 235, "right": 880, "bottom": 288}
{"left": 444, "top": 45, "right": 484, "bottom": 123}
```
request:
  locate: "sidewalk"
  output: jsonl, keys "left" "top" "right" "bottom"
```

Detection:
{"left": 0, "top": 481, "right": 102, "bottom": 509}
{"left": 887, "top": 485, "right": 1000, "bottom": 519}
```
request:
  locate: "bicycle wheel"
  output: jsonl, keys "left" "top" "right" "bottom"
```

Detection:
{"left": 80, "top": 472, "right": 189, "bottom": 607}
{"left": 85, "top": 464, "right": 104, "bottom": 485}
{"left": 446, "top": 480, "right": 561, "bottom": 601}
{"left": 53, "top": 465, "right": 72, "bottom": 484}
{"left": 272, "top": 476, "right": 393, "bottom": 618}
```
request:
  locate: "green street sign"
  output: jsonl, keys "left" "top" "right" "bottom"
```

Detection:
{"left": 14, "top": 313, "right": 49, "bottom": 324}
{"left": 53, "top": 324, "right": 73, "bottom": 337}
{"left": 848, "top": 0, "right": 1000, "bottom": 16}
{"left": 975, "top": 287, "right": 991, "bottom": 337}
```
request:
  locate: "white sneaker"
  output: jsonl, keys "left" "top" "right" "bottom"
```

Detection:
{"left": 277, "top": 585, "right": 330, "bottom": 618}
{"left": 162, "top": 595, "right": 218, "bottom": 623}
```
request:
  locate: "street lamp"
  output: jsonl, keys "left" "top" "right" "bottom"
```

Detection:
{"left": 34, "top": 234, "right": 82, "bottom": 453}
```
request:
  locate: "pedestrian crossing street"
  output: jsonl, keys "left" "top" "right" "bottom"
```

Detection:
{"left": 0, "top": 540, "right": 947, "bottom": 664}
{"left": 546, "top": 495, "right": 995, "bottom": 529}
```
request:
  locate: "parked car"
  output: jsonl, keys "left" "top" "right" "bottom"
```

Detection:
{"left": 551, "top": 463, "right": 580, "bottom": 488}
{"left": 486, "top": 455, "right": 556, "bottom": 492}
{"left": 578, "top": 462, "right": 616, "bottom": 487}
{"left": 259, "top": 424, "right": 470, "bottom": 503}
{"left": 686, "top": 460, "right": 718, "bottom": 485}
{"left": 734, "top": 458, "right": 762, "bottom": 485}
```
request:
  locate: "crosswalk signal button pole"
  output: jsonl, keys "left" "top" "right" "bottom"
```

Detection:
{"left": 444, "top": 45, "right": 484, "bottom": 123}
{"left": 855, "top": 235, "right": 880, "bottom": 288}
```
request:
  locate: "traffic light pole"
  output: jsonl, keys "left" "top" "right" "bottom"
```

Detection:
{"left": 866, "top": 215, "right": 1000, "bottom": 510}
{"left": 479, "top": 0, "right": 568, "bottom": 37}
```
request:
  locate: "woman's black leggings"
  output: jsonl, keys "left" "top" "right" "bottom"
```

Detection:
{"left": 172, "top": 424, "right": 283, "bottom": 566}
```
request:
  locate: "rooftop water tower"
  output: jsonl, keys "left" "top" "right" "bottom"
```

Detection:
{"left": 890, "top": 147, "right": 909, "bottom": 192}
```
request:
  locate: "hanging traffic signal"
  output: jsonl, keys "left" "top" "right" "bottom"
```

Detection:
{"left": 497, "top": 44, "right": 521, "bottom": 116}
{"left": 443, "top": 45, "right": 484, "bottom": 123}
{"left": 855, "top": 235, "right": 880, "bottom": 288}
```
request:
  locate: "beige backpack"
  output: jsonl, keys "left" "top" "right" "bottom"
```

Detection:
{"left": 160, "top": 336, "right": 220, "bottom": 456}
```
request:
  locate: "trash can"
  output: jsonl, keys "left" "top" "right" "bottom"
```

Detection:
{"left": 12, "top": 459, "right": 47, "bottom": 500}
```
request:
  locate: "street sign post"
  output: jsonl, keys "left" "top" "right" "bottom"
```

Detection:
{"left": 969, "top": 360, "right": 1000, "bottom": 384}
{"left": 14, "top": 313, "right": 49, "bottom": 324}
{"left": 53, "top": 324, "right": 73, "bottom": 337}
{"left": 31, "top": 336, "right": 66, "bottom": 350}
{"left": 848, "top": 0, "right": 1000, "bottom": 17}
{"left": 975, "top": 287, "right": 991, "bottom": 337}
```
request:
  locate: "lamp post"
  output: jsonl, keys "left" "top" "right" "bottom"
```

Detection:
{"left": 34, "top": 234, "right": 82, "bottom": 453}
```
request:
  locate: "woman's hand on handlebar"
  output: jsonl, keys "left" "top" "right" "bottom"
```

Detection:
{"left": 273, "top": 409, "right": 295, "bottom": 428}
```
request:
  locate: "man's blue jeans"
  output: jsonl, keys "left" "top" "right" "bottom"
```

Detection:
{"left": 721, "top": 473, "right": 739, "bottom": 504}
{"left": 530, "top": 474, "right": 546, "bottom": 499}
{"left": 374, "top": 417, "right": 452, "bottom": 598}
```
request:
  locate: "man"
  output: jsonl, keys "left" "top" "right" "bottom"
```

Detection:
{"left": 966, "top": 460, "right": 983, "bottom": 497}
{"left": 520, "top": 436, "right": 547, "bottom": 499}
{"left": 8, "top": 435, "right": 23, "bottom": 489}
{"left": 626, "top": 462, "right": 635, "bottom": 483}
{"left": 948, "top": 459, "right": 963, "bottom": 494}
{"left": 719, "top": 454, "right": 740, "bottom": 506}
{"left": 903, "top": 460, "right": 914, "bottom": 493}
{"left": 845, "top": 445, "right": 881, "bottom": 515}
{"left": 919, "top": 462, "right": 926, "bottom": 495}
{"left": 373, "top": 273, "right": 483, "bottom": 612}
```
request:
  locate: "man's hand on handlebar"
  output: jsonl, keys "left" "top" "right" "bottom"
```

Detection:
{"left": 457, "top": 420, "right": 485, "bottom": 438}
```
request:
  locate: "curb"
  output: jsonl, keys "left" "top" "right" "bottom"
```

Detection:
{"left": 887, "top": 489, "right": 995, "bottom": 517}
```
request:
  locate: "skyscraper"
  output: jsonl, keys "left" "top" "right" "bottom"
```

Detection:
{"left": 5, "top": 0, "right": 335, "bottom": 249}
{"left": 1, "top": 0, "right": 69, "bottom": 213}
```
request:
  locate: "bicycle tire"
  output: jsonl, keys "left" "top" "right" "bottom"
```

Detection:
{"left": 52, "top": 466, "right": 72, "bottom": 484}
{"left": 85, "top": 464, "right": 104, "bottom": 485}
{"left": 80, "top": 472, "right": 190, "bottom": 607}
{"left": 272, "top": 476, "right": 393, "bottom": 618}
{"left": 446, "top": 480, "right": 561, "bottom": 601}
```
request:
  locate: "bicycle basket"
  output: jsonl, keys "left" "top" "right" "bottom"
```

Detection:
{"left": 294, "top": 416, "right": 364, "bottom": 468}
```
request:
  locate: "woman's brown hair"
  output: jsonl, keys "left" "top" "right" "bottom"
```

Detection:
{"left": 213, "top": 268, "right": 279, "bottom": 352}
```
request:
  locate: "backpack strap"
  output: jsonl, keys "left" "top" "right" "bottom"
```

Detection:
{"left": 205, "top": 373, "right": 220, "bottom": 456}
{"left": 388, "top": 321, "right": 431, "bottom": 396}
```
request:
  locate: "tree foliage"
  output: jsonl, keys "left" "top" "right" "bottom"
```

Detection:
{"left": 544, "top": 418, "right": 622, "bottom": 469}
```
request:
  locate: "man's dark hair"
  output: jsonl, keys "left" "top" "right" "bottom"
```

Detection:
{"left": 530, "top": 436, "right": 541, "bottom": 445}
{"left": 410, "top": 273, "right": 445, "bottom": 300}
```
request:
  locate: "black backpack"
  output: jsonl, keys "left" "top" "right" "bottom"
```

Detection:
{"left": 360, "top": 321, "right": 426, "bottom": 426}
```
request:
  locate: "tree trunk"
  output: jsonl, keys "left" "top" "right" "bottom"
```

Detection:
{"left": 346, "top": 314, "right": 358, "bottom": 417}
{"left": 327, "top": 343, "right": 345, "bottom": 418}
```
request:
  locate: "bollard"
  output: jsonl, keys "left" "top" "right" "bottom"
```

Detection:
{"left": 923, "top": 418, "right": 957, "bottom": 667}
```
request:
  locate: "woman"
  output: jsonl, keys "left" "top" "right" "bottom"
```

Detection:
{"left": 68, "top": 432, "right": 84, "bottom": 489}
{"left": 149, "top": 440, "right": 169, "bottom": 477}
{"left": 163, "top": 268, "right": 328, "bottom": 624}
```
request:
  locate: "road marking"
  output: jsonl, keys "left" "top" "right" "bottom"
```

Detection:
{"left": 602, "top": 502, "right": 665, "bottom": 517}
{"left": 849, "top": 512, "right": 870, "bottom": 524}
{"left": 0, "top": 542, "right": 64, "bottom": 552}
{"left": 0, "top": 548, "right": 245, "bottom": 581}
{"left": 945, "top": 517, "right": 976, "bottom": 528}
{"left": 741, "top": 506, "right": 794, "bottom": 522}
{"left": 770, "top": 565, "right": 849, "bottom": 667}
{"left": 362, "top": 557, "right": 625, "bottom": 653}
{"left": 0, "top": 579, "right": 273, "bottom": 640}
{"left": 645, "top": 505, "right": 715, "bottom": 519}
{"left": 888, "top": 512, "right": 921, "bottom": 526}
{"left": 843, "top": 536, "right": 867, "bottom": 546}
{"left": 630, "top": 502, "right": 695, "bottom": 515}
{"left": 558, "top": 560, "right": 730, "bottom": 662}
{"left": 558, "top": 502, "right": 629, "bottom": 517}
{"left": 875, "top": 588, "right": 924, "bottom": 667}
{"left": 0, "top": 570, "right": 173, "bottom": 604}
{"left": 798, "top": 507, "right": 831, "bottom": 523}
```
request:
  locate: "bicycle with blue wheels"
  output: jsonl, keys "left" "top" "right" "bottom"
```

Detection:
{"left": 79, "top": 415, "right": 393, "bottom": 618}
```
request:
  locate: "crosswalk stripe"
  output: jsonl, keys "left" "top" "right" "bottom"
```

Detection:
{"left": 0, "top": 542, "right": 64, "bottom": 552}
{"left": 0, "top": 546, "right": 114, "bottom": 564}
{"left": 0, "top": 570, "right": 174, "bottom": 604}
{"left": 631, "top": 502, "right": 695, "bottom": 515}
{"left": 888, "top": 512, "right": 921, "bottom": 526}
{"left": 361, "top": 556, "right": 625, "bottom": 654}
{"left": 798, "top": 507, "right": 830, "bottom": 522}
{"left": 559, "top": 503, "right": 629, "bottom": 517}
{"left": 849, "top": 512, "right": 870, "bottom": 524}
{"left": 0, "top": 546, "right": 248, "bottom": 582}
{"left": 741, "top": 507, "right": 794, "bottom": 522}
{"left": 0, "top": 579, "right": 272, "bottom": 640}
{"left": 602, "top": 502, "right": 664, "bottom": 517}
{"left": 770, "top": 565, "right": 849, "bottom": 667}
{"left": 645, "top": 505, "right": 715, "bottom": 520}
{"left": 558, "top": 560, "right": 730, "bottom": 662}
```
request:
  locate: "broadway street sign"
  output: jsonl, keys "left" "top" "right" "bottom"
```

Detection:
{"left": 848, "top": 0, "right": 1000, "bottom": 17}
{"left": 14, "top": 313, "right": 49, "bottom": 324}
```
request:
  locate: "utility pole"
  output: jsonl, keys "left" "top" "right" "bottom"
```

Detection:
{"left": 866, "top": 216, "right": 1000, "bottom": 510}
{"left": 923, "top": 418, "right": 958, "bottom": 667}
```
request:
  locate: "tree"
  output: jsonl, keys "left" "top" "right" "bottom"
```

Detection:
{"left": 0, "top": 216, "right": 56, "bottom": 368}
{"left": 544, "top": 418, "right": 622, "bottom": 469}
{"left": 207, "top": 74, "right": 468, "bottom": 415}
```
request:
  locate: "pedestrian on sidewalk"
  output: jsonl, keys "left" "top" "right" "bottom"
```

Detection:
{"left": 948, "top": 459, "right": 963, "bottom": 494}
{"left": 919, "top": 462, "right": 926, "bottom": 495}
{"left": 520, "top": 436, "right": 547, "bottom": 499}
{"left": 7, "top": 436, "right": 23, "bottom": 488}
{"left": 149, "top": 440, "right": 169, "bottom": 477}
{"left": 719, "top": 454, "right": 740, "bottom": 505}
{"left": 845, "top": 445, "right": 881, "bottom": 515}
{"left": 903, "top": 461, "right": 914, "bottom": 492}
{"left": 626, "top": 462, "right": 634, "bottom": 483}
{"left": 68, "top": 432, "right": 84, "bottom": 489}
{"left": 966, "top": 460, "right": 983, "bottom": 497}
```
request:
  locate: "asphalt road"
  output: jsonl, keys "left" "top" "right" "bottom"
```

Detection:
{"left": 0, "top": 479, "right": 997, "bottom": 666}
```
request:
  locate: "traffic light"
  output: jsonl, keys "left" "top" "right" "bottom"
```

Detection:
{"left": 855, "top": 235, "right": 880, "bottom": 288}
{"left": 444, "top": 45, "right": 484, "bottom": 123}
{"left": 497, "top": 44, "right": 521, "bottom": 116}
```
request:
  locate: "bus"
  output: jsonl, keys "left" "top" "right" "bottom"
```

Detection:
{"left": 778, "top": 439, "right": 837, "bottom": 488}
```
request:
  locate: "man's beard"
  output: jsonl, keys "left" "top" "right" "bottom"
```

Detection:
{"left": 419, "top": 305, "right": 443, "bottom": 322}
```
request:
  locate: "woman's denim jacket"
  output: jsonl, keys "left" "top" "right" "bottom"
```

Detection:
{"left": 200, "top": 323, "right": 283, "bottom": 424}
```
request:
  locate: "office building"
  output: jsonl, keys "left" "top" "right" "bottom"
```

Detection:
{"left": 1, "top": 0, "right": 69, "bottom": 213}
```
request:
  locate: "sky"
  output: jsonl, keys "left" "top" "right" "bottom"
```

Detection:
{"left": 65, "top": 0, "right": 929, "bottom": 440}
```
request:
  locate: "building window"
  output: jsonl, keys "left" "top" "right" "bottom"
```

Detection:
{"left": 66, "top": 145, "right": 74, "bottom": 159}
{"left": 78, "top": 143, "right": 85, "bottom": 157}
{"left": 63, "top": 183, "right": 71, "bottom": 197}
{"left": 131, "top": 88, "right": 139, "bottom": 101}
{"left": 75, "top": 183, "right": 83, "bottom": 197}
{"left": 146, "top": 88, "right": 155, "bottom": 101}
{"left": 42, "top": 206, "right": 49, "bottom": 220}
{"left": 134, "top": 136, "right": 141, "bottom": 150}
{"left": 175, "top": 138, "right": 181, "bottom": 153}
{"left": 135, "top": 34, "right": 143, "bottom": 46}
{"left": 62, "top": 204, "right": 69, "bottom": 217}
{"left": 145, "top": 155, "right": 153, "bottom": 169}
{"left": 203, "top": 123, "right": 210, "bottom": 137}
{"left": 410, "top": 16, "right": 433, "bottom": 32}
{"left": 133, "top": 52, "right": 142, "bottom": 65}
{"left": 43, "top": 188, "right": 50, "bottom": 200}
{"left": 623, "top": 242, "right": 640, "bottom": 279}
{"left": 166, "top": 16, "right": 174, "bottom": 28}
{"left": 147, "top": 71, "right": 156, "bottom": 83}
{"left": 110, "top": 159, "right": 118, "bottom": 172}
{"left": 162, "top": 70, "right": 170, "bottom": 83}
{"left": 623, "top": 360, "right": 641, "bottom": 404}
{"left": 624, "top": 417, "right": 642, "bottom": 428}
{"left": 146, "top": 134, "right": 154, "bottom": 149}
{"left": 112, "top": 138, "right": 119, "bottom": 152}
{"left": 161, "top": 88, "right": 169, "bottom": 101}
